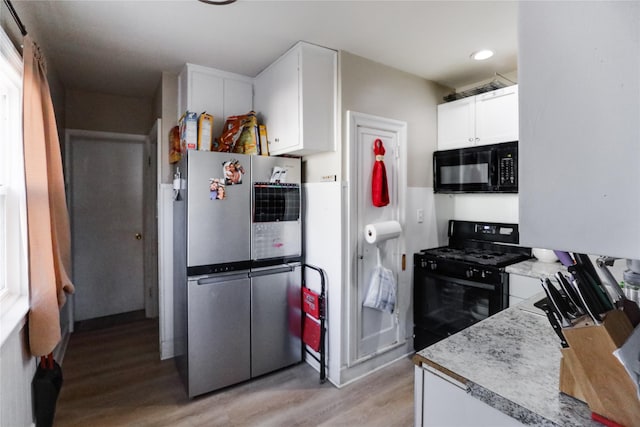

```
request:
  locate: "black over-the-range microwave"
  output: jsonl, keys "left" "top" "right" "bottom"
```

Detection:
{"left": 433, "top": 141, "right": 518, "bottom": 193}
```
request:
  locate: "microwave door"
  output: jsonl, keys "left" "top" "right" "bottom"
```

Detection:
{"left": 435, "top": 150, "right": 492, "bottom": 192}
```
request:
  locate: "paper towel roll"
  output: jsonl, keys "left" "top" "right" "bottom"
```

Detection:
{"left": 364, "top": 221, "right": 402, "bottom": 244}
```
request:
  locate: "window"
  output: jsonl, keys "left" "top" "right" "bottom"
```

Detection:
{"left": 0, "top": 26, "right": 28, "bottom": 345}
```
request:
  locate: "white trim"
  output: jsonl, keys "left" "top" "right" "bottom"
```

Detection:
{"left": 0, "top": 295, "right": 28, "bottom": 347}
{"left": 0, "top": 23, "right": 27, "bottom": 349}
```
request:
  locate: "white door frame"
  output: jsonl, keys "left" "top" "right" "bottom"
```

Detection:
{"left": 144, "top": 120, "right": 161, "bottom": 319}
{"left": 345, "top": 111, "right": 407, "bottom": 367}
{"left": 64, "top": 129, "right": 156, "bottom": 326}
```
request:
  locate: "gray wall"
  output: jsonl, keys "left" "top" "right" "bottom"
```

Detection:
{"left": 339, "top": 51, "right": 448, "bottom": 187}
{"left": 303, "top": 51, "right": 448, "bottom": 185}
{"left": 65, "top": 89, "right": 154, "bottom": 135}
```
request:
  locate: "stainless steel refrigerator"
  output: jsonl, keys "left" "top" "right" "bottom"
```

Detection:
{"left": 173, "top": 150, "right": 302, "bottom": 398}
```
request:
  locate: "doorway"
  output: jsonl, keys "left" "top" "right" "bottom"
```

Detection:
{"left": 65, "top": 129, "right": 157, "bottom": 324}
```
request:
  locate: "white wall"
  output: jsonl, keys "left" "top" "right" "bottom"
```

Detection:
{"left": 0, "top": 322, "right": 34, "bottom": 427}
{"left": 435, "top": 194, "right": 519, "bottom": 225}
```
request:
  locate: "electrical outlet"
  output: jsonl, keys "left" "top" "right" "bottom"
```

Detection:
{"left": 417, "top": 209, "right": 424, "bottom": 223}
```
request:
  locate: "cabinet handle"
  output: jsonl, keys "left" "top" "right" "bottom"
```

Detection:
{"left": 275, "top": 138, "right": 279, "bottom": 143}
{"left": 475, "top": 138, "right": 480, "bottom": 142}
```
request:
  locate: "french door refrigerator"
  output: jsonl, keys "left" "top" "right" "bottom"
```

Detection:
{"left": 173, "top": 150, "right": 302, "bottom": 398}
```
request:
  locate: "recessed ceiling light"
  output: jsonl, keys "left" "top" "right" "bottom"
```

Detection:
{"left": 471, "top": 50, "right": 494, "bottom": 61}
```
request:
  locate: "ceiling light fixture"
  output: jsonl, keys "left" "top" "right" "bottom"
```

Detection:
{"left": 470, "top": 50, "right": 494, "bottom": 61}
{"left": 198, "top": 0, "right": 237, "bottom": 5}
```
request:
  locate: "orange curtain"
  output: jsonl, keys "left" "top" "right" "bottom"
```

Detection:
{"left": 22, "top": 36, "right": 75, "bottom": 356}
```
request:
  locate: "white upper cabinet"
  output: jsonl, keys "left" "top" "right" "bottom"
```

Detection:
{"left": 437, "top": 85, "right": 519, "bottom": 150}
{"left": 519, "top": 2, "right": 640, "bottom": 258}
{"left": 178, "top": 64, "right": 254, "bottom": 141}
{"left": 254, "top": 41, "right": 337, "bottom": 156}
{"left": 437, "top": 96, "right": 475, "bottom": 150}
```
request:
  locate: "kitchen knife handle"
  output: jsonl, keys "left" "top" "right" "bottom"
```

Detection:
{"left": 595, "top": 257, "right": 626, "bottom": 301}
{"left": 554, "top": 251, "right": 575, "bottom": 267}
{"left": 569, "top": 265, "right": 603, "bottom": 325}
{"left": 541, "top": 278, "right": 572, "bottom": 327}
{"left": 555, "top": 272, "right": 584, "bottom": 316}
{"left": 540, "top": 303, "right": 569, "bottom": 348}
{"left": 574, "top": 254, "right": 615, "bottom": 310}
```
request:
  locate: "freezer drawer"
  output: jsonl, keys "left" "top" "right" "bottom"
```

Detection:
{"left": 187, "top": 273, "right": 250, "bottom": 397}
{"left": 250, "top": 264, "right": 302, "bottom": 377}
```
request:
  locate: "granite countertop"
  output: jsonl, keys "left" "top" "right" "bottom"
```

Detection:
{"left": 506, "top": 259, "right": 568, "bottom": 279}
{"left": 414, "top": 297, "right": 600, "bottom": 426}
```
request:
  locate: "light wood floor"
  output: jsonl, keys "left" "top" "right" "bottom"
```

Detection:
{"left": 54, "top": 319, "right": 415, "bottom": 426}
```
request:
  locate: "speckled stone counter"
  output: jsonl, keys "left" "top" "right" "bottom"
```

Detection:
{"left": 414, "top": 300, "right": 600, "bottom": 426}
{"left": 506, "top": 259, "right": 568, "bottom": 280}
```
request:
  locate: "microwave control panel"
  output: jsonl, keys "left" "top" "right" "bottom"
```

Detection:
{"left": 499, "top": 155, "right": 516, "bottom": 185}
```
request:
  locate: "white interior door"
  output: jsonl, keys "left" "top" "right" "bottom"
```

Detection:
{"left": 68, "top": 131, "right": 146, "bottom": 321}
{"left": 349, "top": 112, "right": 407, "bottom": 362}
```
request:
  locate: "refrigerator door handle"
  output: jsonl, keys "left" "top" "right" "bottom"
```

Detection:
{"left": 249, "top": 265, "right": 295, "bottom": 278}
{"left": 196, "top": 272, "right": 250, "bottom": 285}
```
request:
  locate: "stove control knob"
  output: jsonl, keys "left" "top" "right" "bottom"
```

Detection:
{"left": 466, "top": 268, "right": 474, "bottom": 278}
{"left": 429, "top": 261, "right": 437, "bottom": 270}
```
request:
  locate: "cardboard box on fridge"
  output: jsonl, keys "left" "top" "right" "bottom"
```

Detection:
{"left": 198, "top": 112, "right": 214, "bottom": 151}
{"left": 179, "top": 111, "right": 198, "bottom": 151}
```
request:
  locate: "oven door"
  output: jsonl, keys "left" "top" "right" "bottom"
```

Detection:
{"left": 413, "top": 266, "right": 506, "bottom": 351}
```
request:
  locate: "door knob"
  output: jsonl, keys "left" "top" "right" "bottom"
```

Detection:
{"left": 135, "top": 233, "right": 143, "bottom": 240}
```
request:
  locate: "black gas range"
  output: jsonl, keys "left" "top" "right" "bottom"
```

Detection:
{"left": 413, "top": 220, "right": 531, "bottom": 351}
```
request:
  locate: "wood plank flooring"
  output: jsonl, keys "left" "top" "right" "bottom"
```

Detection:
{"left": 54, "top": 319, "right": 415, "bottom": 426}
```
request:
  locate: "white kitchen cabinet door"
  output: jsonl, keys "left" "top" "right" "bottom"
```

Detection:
{"left": 437, "top": 85, "right": 518, "bottom": 151}
{"left": 253, "top": 47, "right": 300, "bottom": 155}
{"left": 415, "top": 365, "right": 524, "bottom": 427}
{"left": 254, "top": 41, "right": 337, "bottom": 156}
{"left": 177, "top": 64, "right": 253, "bottom": 140}
{"left": 475, "top": 85, "right": 519, "bottom": 145}
{"left": 519, "top": 2, "right": 640, "bottom": 258}
{"left": 437, "top": 96, "right": 475, "bottom": 150}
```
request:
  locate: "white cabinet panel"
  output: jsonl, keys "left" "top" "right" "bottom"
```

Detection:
{"left": 437, "top": 85, "right": 518, "bottom": 150}
{"left": 415, "top": 365, "right": 524, "bottom": 427}
{"left": 177, "top": 64, "right": 253, "bottom": 141}
{"left": 189, "top": 69, "right": 224, "bottom": 119}
{"left": 224, "top": 78, "right": 254, "bottom": 118}
{"left": 437, "top": 96, "right": 475, "bottom": 150}
{"left": 254, "top": 41, "right": 337, "bottom": 156}
{"left": 254, "top": 49, "right": 299, "bottom": 154}
{"left": 476, "top": 86, "right": 519, "bottom": 145}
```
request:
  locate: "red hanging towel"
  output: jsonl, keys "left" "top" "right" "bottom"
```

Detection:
{"left": 372, "top": 139, "right": 390, "bottom": 207}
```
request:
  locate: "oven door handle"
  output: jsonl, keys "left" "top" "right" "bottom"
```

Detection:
{"left": 423, "top": 272, "right": 497, "bottom": 291}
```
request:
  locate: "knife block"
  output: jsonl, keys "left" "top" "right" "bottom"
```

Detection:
{"left": 559, "top": 309, "right": 640, "bottom": 427}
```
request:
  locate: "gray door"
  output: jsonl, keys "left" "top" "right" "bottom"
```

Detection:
{"left": 250, "top": 264, "right": 302, "bottom": 377}
{"left": 69, "top": 132, "right": 145, "bottom": 321}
